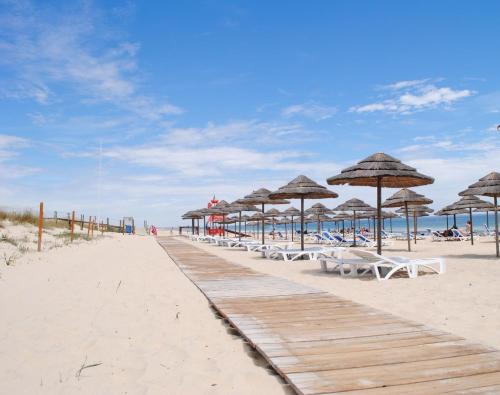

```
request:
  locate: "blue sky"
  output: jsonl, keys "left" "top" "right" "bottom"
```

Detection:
{"left": 1, "top": 0, "right": 499, "bottom": 226}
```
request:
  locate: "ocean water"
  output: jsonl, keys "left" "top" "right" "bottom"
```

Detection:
{"left": 242, "top": 212, "right": 497, "bottom": 234}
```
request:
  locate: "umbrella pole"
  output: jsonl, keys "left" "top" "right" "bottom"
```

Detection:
{"left": 376, "top": 177, "right": 382, "bottom": 255}
{"left": 191, "top": 219, "right": 194, "bottom": 235}
{"left": 487, "top": 211, "right": 489, "bottom": 228}
{"left": 244, "top": 220, "right": 247, "bottom": 235}
{"left": 238, "top": 211, "right": 242, "bottom": 241}
{"left": 342, "top": 220, "right": 345, "bottom": 237}
{"left": 453, "top": 214, "right": 457, "bottom": 228}
{"left": 494, "top": 197, "right": 499, "bottom": 258}
{"left": 203, "top": 216, "right": 206, "bottom": 236}
{"left": 353, "top": 211, "right": 357, "bottom": 247}
{"left": 470, "top": 207, "right": 474, "bottom": 245}
{"left": 414, "top": 212, "right": 417, "bottom": 245}
{"left": 390, "top": 218, "right": 393, "bottom": 233}
{"left": 373, "top": 216, "right": 376, "bottom": 242}
{"left": 261, "top": 204, "right": 265, "bottom": 245}
{"left": 284, "top": 220, "right": 288, "bottom": 239}
{"left": 291, "top": 216, "right": 294, "bottom": 242}
{"left": 197, "top": 218, "right": 200, "bottom": 235}
{"left": 446, "top": 215, "right": 449, "bottom": 230}
{"left": 223, "top": 215, "right": 226, "bottom": 237}
{"left": 300, "top": 197, "right": 305, "bottom": 251}
{"left": 405, "top": 202, "right": 411, "bottom": 252}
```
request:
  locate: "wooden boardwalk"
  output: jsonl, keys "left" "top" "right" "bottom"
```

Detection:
{"left": 157, "top": 237, "right": 500, "bottom": 394}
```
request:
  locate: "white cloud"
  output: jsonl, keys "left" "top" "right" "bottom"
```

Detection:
{"left": 351, "top": 81, "right": 473, "bottom": 114}
{"left": 282, "top": 102, "right": 337, "bottom": 121}
{"left": 0, "top": 2, "right": 182, "bottom": 119}
{"left": 382, "top": 79, "right": 429, "bottom": 90}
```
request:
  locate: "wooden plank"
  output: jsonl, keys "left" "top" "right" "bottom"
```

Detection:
{"left": 287, "top": 351, "right": 500, "bottom": 394}
{"left": 271, "top": 341, "right": 496, "bottom": 373}
{"left": 326, "top": 372, "right": 500, "bottom": 394}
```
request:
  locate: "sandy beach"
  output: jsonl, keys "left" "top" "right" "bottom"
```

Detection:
{"left": 0, "top": 234, "right": 289, "bottom": 395}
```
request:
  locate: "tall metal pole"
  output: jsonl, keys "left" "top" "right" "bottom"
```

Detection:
{"left": 469, "top": 207, "right": 474, "bottom": 245}
{"left": 238, "top": 211, "right": 242, "bottom": 241}
{"left": 261, "top": 203, "right": 265, "bottom": 245}
{"left": 376, "top": 177, "right": 382, "bottom": 255}
{"left": 405, "top": 202, "right": 411, "bottom": 252}
{"left": 494, "top": 196, "right": 499, "bottom": 258}
{"left": 300, "top": 197, "right": 305, "bottom": 251}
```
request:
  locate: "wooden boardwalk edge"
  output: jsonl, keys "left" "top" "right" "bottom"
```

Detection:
{"left": 157, "top": 236, "right": 500, "bottom": 394}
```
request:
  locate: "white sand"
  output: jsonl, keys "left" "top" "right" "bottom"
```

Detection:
{"left": 0, "top": 234, "right": 289, "bottom": 394}
{"left": 189, "top": 235, "right": 500, "bottom": 349}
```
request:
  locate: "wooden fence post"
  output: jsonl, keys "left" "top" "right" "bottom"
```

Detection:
{"left": 90, "top": 217, "right": 94, "bottom": 238}
{"left": 54, "top": 210, "right": 57, "bottom": 224}
{"left": 100, "top": 220, "right": 104, "bottom": 235}
{"left": 38, "top": 202, "right": 44, "bottom": 252}
{"left": 70, "top": 211, "right": 75, "bottom": 242}
{"left": 87, "top": 216, "right": 92, "bottom": 238}
{"left": 80, "top": 214, "right": 84, "bottom": 230}
{"left": 106, "top": 217, "right": 109, "bottom": 232}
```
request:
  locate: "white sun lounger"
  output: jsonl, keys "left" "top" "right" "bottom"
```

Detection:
{"left": 320, "top": 249, "right": 445, "bottom": 280}
{"left": 266, "top": 246, "right": 340, "bottom": 261}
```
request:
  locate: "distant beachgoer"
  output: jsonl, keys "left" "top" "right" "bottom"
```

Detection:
{"left": 466, "top": 220, "right": 472, "bottom": 234}
{"left": 150, "top": 225, "right": 157, "bottom": 236}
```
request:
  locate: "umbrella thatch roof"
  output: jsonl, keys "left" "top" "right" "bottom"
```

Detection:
{"left": 305, "top": 203, "right": 334, "bottom": 215}
{"left": 237, "top": 188, "right": 289, "bottom": 205}
{"left": 459, "top": 172, "right": 500, "bottom": 197}
{"left": 396, "top": 205, "right": 434, "bottom": 214}
{"left": 333, "top": 198, "right": 374, "bottom": 212}
{"left": 452, "top": 195, "right": 495, "bottom": 210}
{"left": 283, "top": 207, "right": 301, "bottom": 216}
{"left": 240, "top": 214, "right": 251, "bottom": 221}
{"left": 326, "top": 153, "right": 434, "bottom": 187}
{"left": 248, "top": 212, "right": 265, "bottom": 221}
{"left": 436, "top": 205, "right": 468, "bottom": 216}
{"left": 332, "top": 212, "right": 353, "bottom": 221}
{"left": 382, "top": 188, "right": 433, "bottom": 208}
{"left": 182, "top": 210, "right": 203, "bottom": 219}
{"left": 269, "top": 175, "right": 338, "bottom": 199}
{"left": 229, "top": 201, "right": 261, "bottom": 212}
{"left": 475, "top": 207, "right": 500, "bottom": 212}
{"left": 311, "top": 214, "right": 333, "bottom": 222}
{"left": 264, "top": 208, "right": 282, "bottom": 217}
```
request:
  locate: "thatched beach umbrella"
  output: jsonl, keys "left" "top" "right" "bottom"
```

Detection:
{"left": 451, "top": 195, "right": 494, "bottom": 246}
{"left": 265, "top": 208, "right": 283, "bottom": 239}
{"left": 182, "top": 210, "right": 203, "bottom": 235}
{"left": 333, "top": 199, "right": 374, "bottom": 246}
{"left": 240, "top": 214, "right": 250, "bottom": 235}
{"left": 236, "top": 189, "right": 289, "bottom": 245}
{"left": 396, "top": 205, "right": 434, "bottom": 244}
{"left": 194, "top": 208, "right": 212, "bottom": 236}
{"left": 459, "top": 172, "right": 500, "bottom": 257}
{"left": 305, "top": 203, "right": 333, "bottom": 234}
{"left": 332, "top": 212, "right": 352, "bottom": 237}
{"left": 283, "top": 207, "right": 300, "bottom": 241}
{"left": 269, "top": 175, "right": 338, "bottom": 250}
{"left": 382, "top": 189, "right": 432, "bottom": 252}
{"left": 229, "top": 201, "right": 260, "bottom": 241}
{"left": 327, "top": 153, "right": 434, "bottom": 255}
{"left": 248, "top": 212, "right": 265, "bottom": 238}
{"left": 437, "top": 204, "right": 467, "bottom": 228}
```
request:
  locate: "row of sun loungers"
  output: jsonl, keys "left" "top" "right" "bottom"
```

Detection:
{"left": 188, "top": 234, "right": 445, "bottom": 281}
